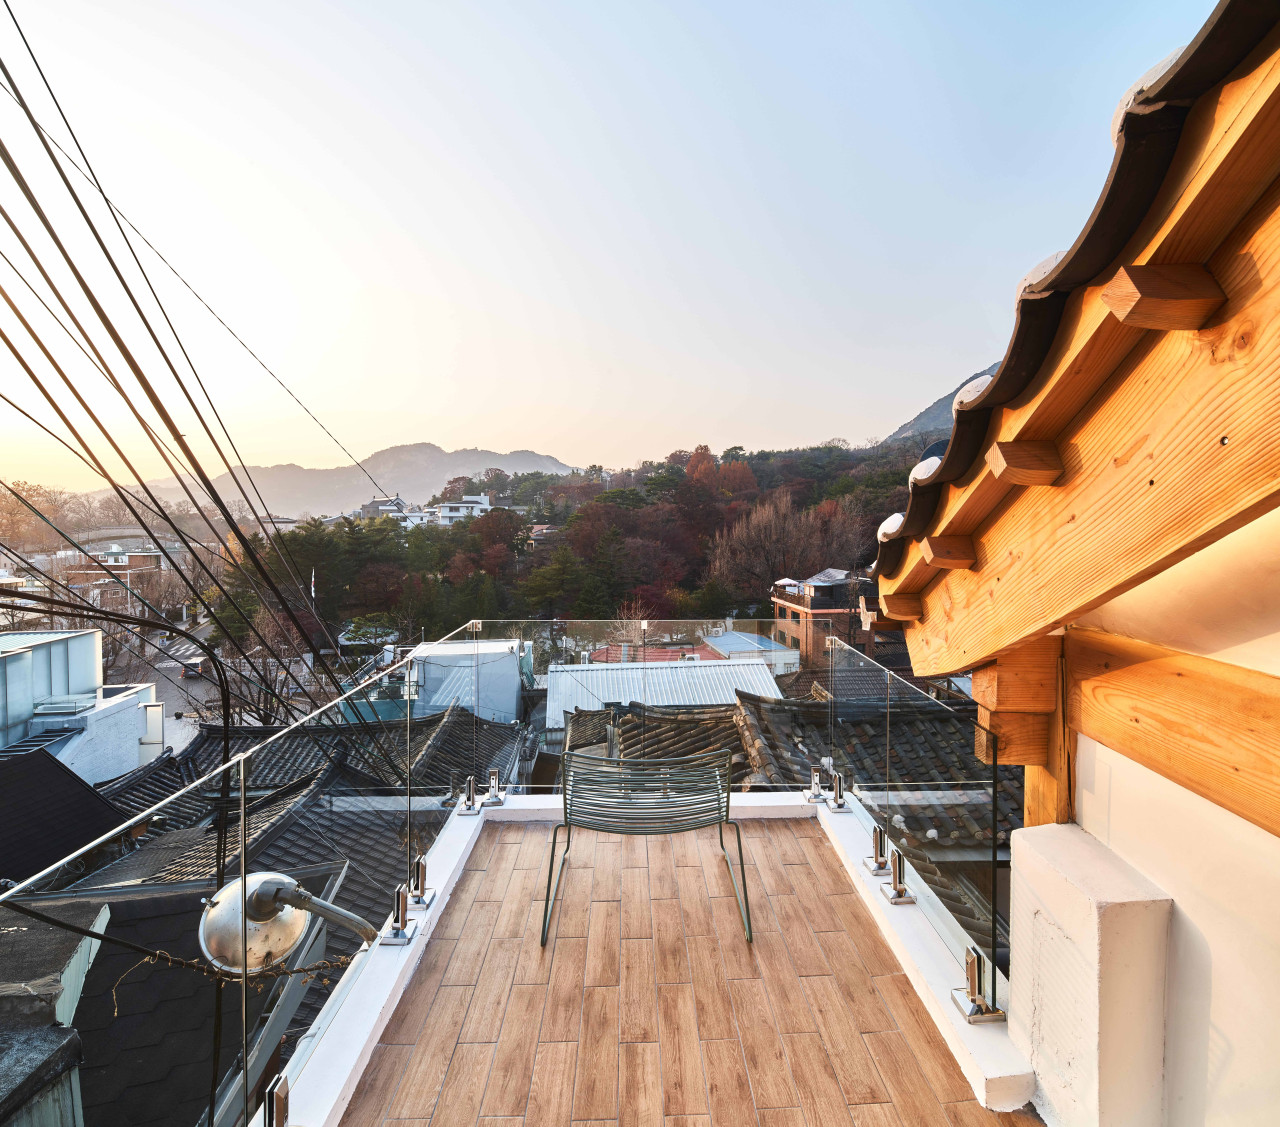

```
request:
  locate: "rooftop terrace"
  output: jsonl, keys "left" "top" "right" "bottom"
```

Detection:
{"left": 337, "top": 818, "right": 1037, "bottom": 1127}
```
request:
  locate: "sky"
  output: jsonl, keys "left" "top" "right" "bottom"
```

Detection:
{"left": 0, "top": 0, "right": 1217, "bottom": 491}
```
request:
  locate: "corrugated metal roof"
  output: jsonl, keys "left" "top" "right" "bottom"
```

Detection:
{"left": 0, "top": 630, "right": 88, "bottom": 653}
{"left": 546, "top": 659, "right": 779, "bottom": 728}
{"left": 705, "top": 631, "right": 789, "bottom": 657}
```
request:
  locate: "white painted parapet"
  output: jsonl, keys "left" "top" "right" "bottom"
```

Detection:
{"left": 1009, "top": 823, "right": 1171, "bottom": 1127}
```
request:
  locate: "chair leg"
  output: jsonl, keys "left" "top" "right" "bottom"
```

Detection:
{"left": 719, "top": 820, "right": 752, "bottom": 942}
{"left": 541, "top": 823, "right": 571, "bottom": 946}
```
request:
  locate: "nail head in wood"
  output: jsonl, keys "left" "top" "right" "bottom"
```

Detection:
{"left": 1100, "top": 263, "right": 1226, "bottom": 330}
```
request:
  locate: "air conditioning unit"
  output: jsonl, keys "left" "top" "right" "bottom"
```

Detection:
{"left": 680, "top": 653, "right": 700, "bottom": 662}
{"left": 709, "top": 627, "right": 724, "bottom": 636}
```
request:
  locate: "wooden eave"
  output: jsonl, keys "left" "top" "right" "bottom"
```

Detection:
{"left": 879, "top": 17, "right": 1280, "bottom": 676}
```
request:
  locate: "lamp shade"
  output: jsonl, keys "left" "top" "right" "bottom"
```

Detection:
{"left": 198, "top": 872, "right": 309, "bottom": 975}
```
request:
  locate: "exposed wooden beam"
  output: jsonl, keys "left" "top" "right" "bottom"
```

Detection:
{"left": 974, "top": 709, "right": 1049, "bottom": 767}
{"left": 971, "top": 636, "right": 1060, "bottom": 713}
{"left": 1101, "top": 263, "right": 1226, "bottom": 329}
{"left": 1066, "top": 629, "right": 1280, "bottom": 839}
{"left": 920, "top": 536, "right": 976, "bottom": 570}
{"left": 985, "top": 441, "right": 1064, "bottom": 486}
{"left": 877, "top": 32, "right": 1280, "bottom": 604}
{"left": 878, "top": 593, "right": 922, "bottom": 622}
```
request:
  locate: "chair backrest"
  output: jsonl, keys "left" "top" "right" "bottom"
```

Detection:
{"left": 561, "top": 747, "right": 733, "bottom": 835}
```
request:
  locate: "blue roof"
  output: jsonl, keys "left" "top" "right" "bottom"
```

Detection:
{"left": 704, "top": 631, "right": 790, "bottom": 656}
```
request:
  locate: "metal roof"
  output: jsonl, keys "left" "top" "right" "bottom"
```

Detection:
{"left": 546, "top": 659, "right": 780, "bottom": 728}
{"left": 0, "top": 630, "right": 89, "bottom": 653}
{"left": 704, "top": 631, "right": 790, "bottom": 657}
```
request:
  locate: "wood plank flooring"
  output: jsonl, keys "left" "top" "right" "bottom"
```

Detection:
{"left": 340, "top": 819, "right": 1035, "bottom": 1127}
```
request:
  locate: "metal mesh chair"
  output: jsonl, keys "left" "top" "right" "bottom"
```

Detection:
{"left": 541, "top": 747, "right": 751, "bottom": 944}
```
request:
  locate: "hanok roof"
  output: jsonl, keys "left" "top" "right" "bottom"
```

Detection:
{"left": 0, "top": 750, "right": 127, "bottom": 885}
{"left": 872, "top": 0, "right": 1280, "bottom": 679}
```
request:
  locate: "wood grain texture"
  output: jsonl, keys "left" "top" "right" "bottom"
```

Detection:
{"left": 443, "top": 900, "right": 502, "bottom": 985}
{"left": 970, "top": 637, "right": 1060, "bottom": 714}
{"left": 801, "top": 976, "right": 889, "bottom": 1104}
{"left": 481, "top": 984, "right": 546, "bottom": 1117}
{"left": 431, "top": 1042, "right": 495, "bottom": 1127}
{"left": 387, "top": 986, "right": 473, "bottom": 1118}
{"left": 542, "top": 937, "right": 588, "bottom": 1042}
{"left": 460, "top": 938, "right": 522, "bottom": 1042}
{"left": 727, "top": 978, "right": 799, "bottom": 1109}
{"left": 770, "top": 894, "right": 831, "bottom": 977}
{"left": 1101, "top": 263, "right": 1226, "bottom": 329}
{"left": 973, "top": 709, "right": 1050, "bottom": 767}
{"left": 652, "top": 899, "right": 691, "bottom": 984}
{"left": 619, "top": 1041, "right": 663, "bottom": 1127}
{"left": 525, "top": 1040, "right": 577, "bottom": 1127}
{"left": 755, "top": 1111, "right": 807, "bottom": 1127}
{"left": 496, "top": 866, "right": 542, "bottom": 939}
{"left": 863, "top": 1031, "right": 950, "bottom": 1127}
{"left": 586, "top": 900, "right": 621, "bottom": 987}
{"left": 657, "top": 984, "right": 708, "bottom": 1116}
{"left": 647, "top": 835, "right": 679, "bottom": 899}
{"left": 675, "top": 865, "right": 715, "bottom": 937}
{"left": 686, "top": 934, "right": 736, "bottom": 1041}
{"left": 573, "top": 987, "right": 620, "bottom": 1121}
{"left": 781, "top": 1032, "right": 854, "bottom": 1126}
{"left": 710, "top": 895, "right": 758, "bottom": 979}
{"left": 879, "top": 29, "right": 1280, "bottom": 607}
{"left": 593, "top": 841, "right": 622, "bottom": 901}
{"left": 621, "top": 866, "right": 653, "bottom": 938}
{"left": 984, "top": 441, "right": 1064, "bottom": 486}
{"left": 557, "top": 866, "right": 595, "bottom": 938}
{"left": 754, "top": 932, "right": 815, "bottom": 1034}
{"left": 920, "top": 536, "right": 977, "bottom": 570}
{"left": 516, "top": 898, "right": 557, "bottom": 985}
{"left": 701, "top": 1038, "right": 760, "bottom": 1126}
{"left": 620, "top": 939, "right": 659, "bottom": 1042}
{"left": 435, "top": 869, "right": 485, "bottom": 940}
{"left": 1066, "top": 627, "right": 1280, "bottom": 836}
{"left": 828, "top": 895, "right": 899, "bottom": 976}
{"left": 380, "top": 938, "right": 455, "bottom": 1044}
{"left": 815, "top": 931, "right": 895, "bottom": 1032}
{"left": 337, "top": 1043, "right": 411, "bottom": 1127}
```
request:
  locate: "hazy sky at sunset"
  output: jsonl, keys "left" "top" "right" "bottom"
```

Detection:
{"left": 0, "top": 0, "right": 1212, "bottom": 491}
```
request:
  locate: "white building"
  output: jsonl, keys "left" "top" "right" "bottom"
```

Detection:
{"left": 0, "top": 630, "right": 163, "bottom": 784}
{"left": 426, "top": 494, "right": 493, "bottom": 528}
{"left": 410, "top": 636, "right": 524, "bottom": 723}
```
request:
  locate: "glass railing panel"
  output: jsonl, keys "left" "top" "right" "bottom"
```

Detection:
{"left": 822, "top": 635, "right": 1016, "bottom": 1010}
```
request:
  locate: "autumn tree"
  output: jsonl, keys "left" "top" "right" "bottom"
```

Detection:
{"left": 708, "top": 492, "right": 870, "bottom": 601}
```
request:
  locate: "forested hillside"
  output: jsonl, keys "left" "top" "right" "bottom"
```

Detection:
{"left": 230, "top": 435, "right": 945, "bottom": 644}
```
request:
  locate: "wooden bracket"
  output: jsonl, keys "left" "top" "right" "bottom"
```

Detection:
{"left": 920, "top": 536, "right": 976, "bottom": 570}
{"left": 879, "top": 593, "right": 922, "bottom": 621}
{"left": 1101, "top": 263, "right": 1226, "bottom": 330}
{"left": 985, "top": 441, "right": 1063, "bottom": 486}
{"left": 974, "top": 709, "right": 1049, "bottom": 766}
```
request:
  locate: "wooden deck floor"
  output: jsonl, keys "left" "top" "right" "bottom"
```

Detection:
{"left": 340, "top": 818, "right": 1037, "bottom": 1127}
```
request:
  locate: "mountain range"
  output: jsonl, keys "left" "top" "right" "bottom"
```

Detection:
{"left": 139, "top": 365, "right": 999, "bottom": 516}
{"left": 145, "top": 443, "right": 574, "bottom": 516}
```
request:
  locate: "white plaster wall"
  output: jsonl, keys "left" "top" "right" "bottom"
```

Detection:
{"left": 53, "top": 697, "right": 149, "bottom": 784}
{"left": 1075, "top": 735, "right": 1280, "bottom": 1126}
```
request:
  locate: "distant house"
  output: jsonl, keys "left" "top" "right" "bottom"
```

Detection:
{"left": 0, "top": 630, "right": 163, "bottom": 784}
{"left": 704, "top": 629, "right": 801, "bottom": 675}
{"left": 770, "top": 568, "right": 861, "bottom": 664}
{"left": 429, "top": 494, "right": 493, "bottom": 528}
